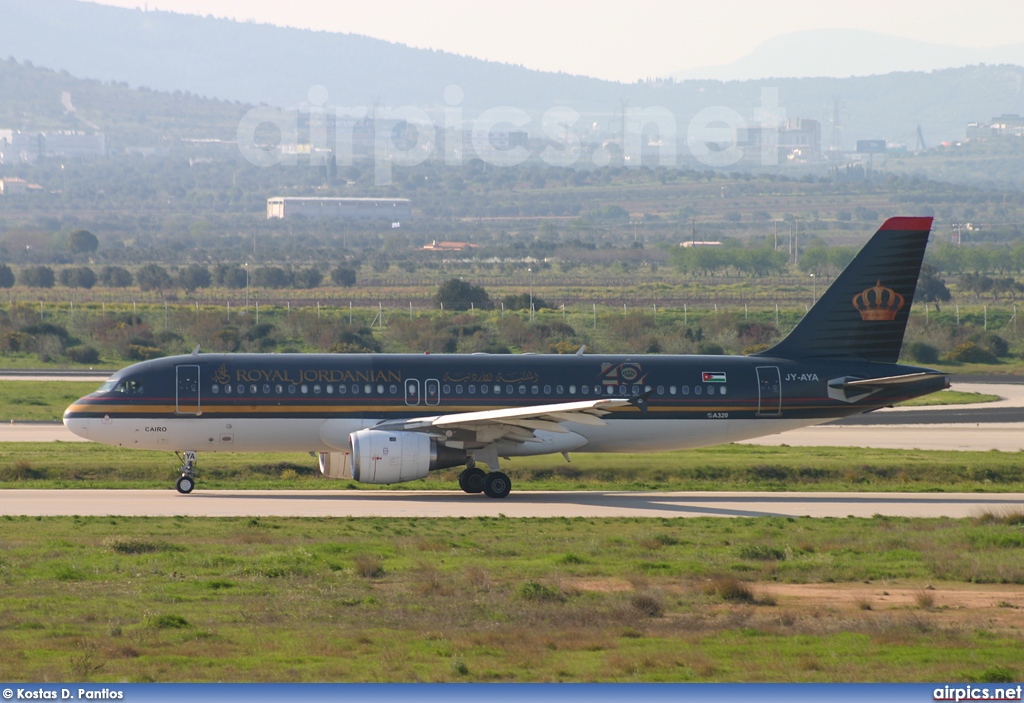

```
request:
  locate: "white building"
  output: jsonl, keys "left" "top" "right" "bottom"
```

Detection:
{"left": 42, "top": 131, "right": 106, "bottom": 159}
{"left": 267, "top": 197, "right": 412, "bottom": 221}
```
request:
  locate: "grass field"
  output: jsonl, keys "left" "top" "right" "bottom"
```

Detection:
{"left": 0, "top": 381, "right": 101, "bottom": 422}
{"left": 0, "top": 514, "right": 1021, "bottom": 682}
{"left": 3, "top": 441, "right": 1024, "bottom": 493}
{"left": 897, "top": 390, "right": 1000, "bottom": 407}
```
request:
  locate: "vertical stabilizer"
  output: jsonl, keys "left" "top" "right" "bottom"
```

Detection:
{"left": 755, "top": 217, "right": 933, "bottom": 363}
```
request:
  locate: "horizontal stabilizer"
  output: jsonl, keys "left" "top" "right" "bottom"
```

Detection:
{"left": 828, "top": 372, "right": 949, "bottom": 390}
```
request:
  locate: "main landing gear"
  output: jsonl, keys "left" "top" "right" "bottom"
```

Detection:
{"left": 457, "top": 459, "right": 511, "bottom": 499}
{"left": 175, "top": 450, "right": 197, "bottom": 494}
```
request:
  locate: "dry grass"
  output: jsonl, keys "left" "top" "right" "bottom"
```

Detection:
{"left": 354, "top": 554, "right": 385, "bottom": 579}
{"left": 915, "top": 590, "right": 937, "bottom": 610}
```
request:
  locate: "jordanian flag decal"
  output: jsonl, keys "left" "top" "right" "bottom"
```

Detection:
{"left": 702, "top": 372, "right": 727, "bottom": 383}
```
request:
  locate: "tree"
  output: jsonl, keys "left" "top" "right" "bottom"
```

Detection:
{"left": 99, "top": 266, "right": 133, "bottom": 287}
{"left": 136, "top": 264, "right": 173, "bottom": 292}
{"left": 213, "top": 265, "right": 247, "bottom": 289}
{"left": 58, "top": 266, "right": 96, "bottom": 289}
{"left": 503, "top": 292, "right": 549, "bottom": 311}
{"left": 330, "top": 266, "right": 357, "bottom": 287}
{"left": 252, "top": 267, "right": 292, "bottom": 288}
{"left": 435, "top": 279, "right": 492, "bottom": 310}
{"left": 19, "top": 266, "right": 55, "bottom": 288}
{"left": 67, "top": 229, "right": 99, "bottom": 254}
{"left": 178, "top": 265, "right": 212, "bottom": 293}
{"left": 293, "top": 268, "right": 323, "bottom": 289}
{"left": 918, "top": 264, "right": 951, "bottom": 311}
{"left": 0, "top": 264, "right": 14, "bottom": 289}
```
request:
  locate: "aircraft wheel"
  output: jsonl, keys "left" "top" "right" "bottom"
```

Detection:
{"left": 482, "top": 471, "right": 511, "bottom": 499}
{"left": 458, "top": 467, "right": 487, "bottom": 494}
{"left": 176, "top": 475, "right": 195, "bottom": 494}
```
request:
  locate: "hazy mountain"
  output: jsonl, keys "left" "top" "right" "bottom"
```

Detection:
{"left": 673, "top": 29, "right": 1024, "bottom": 81}
{"left": 3, "top": 1, "right": 1024, "bottom": 148}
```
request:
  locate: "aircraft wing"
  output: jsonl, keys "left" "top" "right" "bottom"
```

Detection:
{"left": 376, "top": 398, "right": 634, "bottom": 442}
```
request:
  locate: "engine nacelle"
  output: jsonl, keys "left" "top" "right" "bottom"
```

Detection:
{"left": 350, "top": 429, "right": 466, "bottom": 484}
{"left": 318, "top": 451, "right": 352, "bottom": 479}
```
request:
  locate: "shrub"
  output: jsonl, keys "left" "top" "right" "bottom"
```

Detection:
{"left": 968, "top": 332, "right": 1009, "bottom": 358}
{"left": 354, "top": 554, "right": 385, "bottom": 578}
{"left": 519, "top": 581, "right": 565, "bottom": 602}
{"left": 942, "top": 342, "right": 997, "bottom": 364}
{"left": 66, "top": 346, "right": 101, "bottom": 364}
{"left": 630, "top": 592, "right": 664, "bottom": 618}
{"left": 906, "top": 341, "right": 939, "bottom": 364}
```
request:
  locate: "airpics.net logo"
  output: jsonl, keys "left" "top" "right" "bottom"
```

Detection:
{"left": 235, "top": 85, "right": 786, "bottom": 185}
{"left": 933, "top": 685, "right": 1023, "bottom": 702}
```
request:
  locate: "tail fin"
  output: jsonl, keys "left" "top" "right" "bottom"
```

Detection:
{"left": 755, "top": 216, "right": 933, "bottom": 363}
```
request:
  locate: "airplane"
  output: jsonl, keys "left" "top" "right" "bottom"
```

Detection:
{"left": 64, "top": 217, "right": 949, "bottom": 498}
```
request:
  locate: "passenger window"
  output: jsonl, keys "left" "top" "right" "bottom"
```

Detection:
{"left": 531, "top": 385, "right": 538, "bottom": 394}
{"left": 582, "top": 385, "right": 589, "bottom": 395}
{"left": 695, "top": 386, "right": 702, "bottom": 395}
{"left": 669, "top": 385, "right": 677, "bottom": 395}
{"left": 456, "top": 384, "right": 464, "bottom": 394}
{"left": 390, "top": 384, "right": 398, "bottom": 394}
{"left": 364, "top": 384, "right": 372, "bottom": 394}
{"left": 657, "top": 386, "right": 665, "bottom": 395}
{"left": 494, "top": 385, "right": 501, "bottom": 394}
{"left": 351, "top": 385, "right": 359, "bottom": 395}
{"left": 544, "top": 385, "right": 551, "bottom": 394}
{"left": 518, "top": 385, "right": 526, "bottom": 395}
{"left": 556, "top": 385, "right": 564, "bottom": 394}
{"left": 288, "top": 384, "right": 297, "bottom": 394}
{"left": 443, "top": 384, "right": 451, "bottom": 395}
{"left": 237, "top": 384, "right": 245, "bottom": 395}
{"left": 470, "top": 384, "right": 478, "bottom": 394}
{"left": 569, "top": 385, "right": 576, "bottom": 394}
{"left": 211, "top": 384, "right": 220, "bottom": 394}
{"left": 313, "top": 384, "right": 322, "bottom": 394}
{"left": 326, "top": 384, "right": 333, "bottom": 394}
{"left": 301, "top": 384, "right": 308, "bottom": 394}
{"left": 720, "top": 386, "right": 727, "bottom": 395}
{"left": 224, "top": 384, "right": 232, "bottom": 395}
{"left": 262, "top": 384, "right": 270, "bottom": 394}
{"left": 337, "top": 384, "right": 346, "bottom": 394}
{"left": 682, "top": 386, "right": 689, "bottom": 395}
{"left": 376, "top": 384, "right": 384, "bottom": 394}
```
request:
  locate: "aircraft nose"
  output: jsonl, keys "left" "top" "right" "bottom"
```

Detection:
{"left": 63, "top": 407, "right": 90, "bottom": 439}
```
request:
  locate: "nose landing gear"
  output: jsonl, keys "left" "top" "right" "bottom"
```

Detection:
{"left": 175, "top": 450, "right": 197, "bottom": 494}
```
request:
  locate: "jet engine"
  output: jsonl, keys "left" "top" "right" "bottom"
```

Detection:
{"left": 349, "top": 429, "right": 466, "bottom": 484}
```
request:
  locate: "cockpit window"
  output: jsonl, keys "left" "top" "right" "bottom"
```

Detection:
{"left": 113, "top": 379, "right": 144, "bottom": 395}
{"left": 98, "top": 380, "right": 117, "bottom": 392}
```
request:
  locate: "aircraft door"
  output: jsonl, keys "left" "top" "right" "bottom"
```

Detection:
{"left": 755, "top": 366, "right": 781, "bottom": 417}
{"left": 424, "top": 379, "right": 440, "bottom": 406}
{"left": 176, "top": 365, "right": 201, "bottom": 416}
{"left": 404, "top": 379, "right": 420, "bottom": 406}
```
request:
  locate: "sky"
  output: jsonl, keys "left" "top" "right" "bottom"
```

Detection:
{"left": 89, "top": 0, "right": 1024, "bottom": 82}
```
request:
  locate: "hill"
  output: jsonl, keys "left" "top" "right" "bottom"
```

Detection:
{"left": 673, "top": 29, "right": 1024, "bottom": 81}
{"left": 0, "top": 59, "right": 250, "bottom": 151}
{"left": 2, "top": 1, "right": 1024, "bottom": 146}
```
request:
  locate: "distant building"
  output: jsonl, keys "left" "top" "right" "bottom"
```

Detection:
{"left": 267, "top": 197, "right": 412, "bottom": 221}
{"left": 680, "top": 241, "right": 722, "bottom": 248}
{"left": 1, "top": 177, "right": 28, "bottom": 195}
{"left": 422, "top": 240, "right": 477, "bottom": 252}
{"left": 0, "top": 130, "right": 42, "bottom": 164}
{"left": 966, "top": 114, "right": 1024, "bottom": 140}
{"left": 739, "top": 118, "right": 821, "bottom": 162}
{"left": 42, "top": 131, "right": 106, "bottom": 159}
{"left": 0, "top": 130, "right": 105, "bottom": 162}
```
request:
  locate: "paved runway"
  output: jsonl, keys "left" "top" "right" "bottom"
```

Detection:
{"left": 1, "top": 488, "right": 1021, "bottom": 519}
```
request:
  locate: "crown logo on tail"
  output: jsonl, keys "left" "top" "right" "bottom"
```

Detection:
{"left": 853, "top": 280, "right": 905, "bottom": 321}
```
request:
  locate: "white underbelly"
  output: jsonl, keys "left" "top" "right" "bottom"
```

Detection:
{"left": 574, "top": 418, "right": 830, "bottom": 452}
